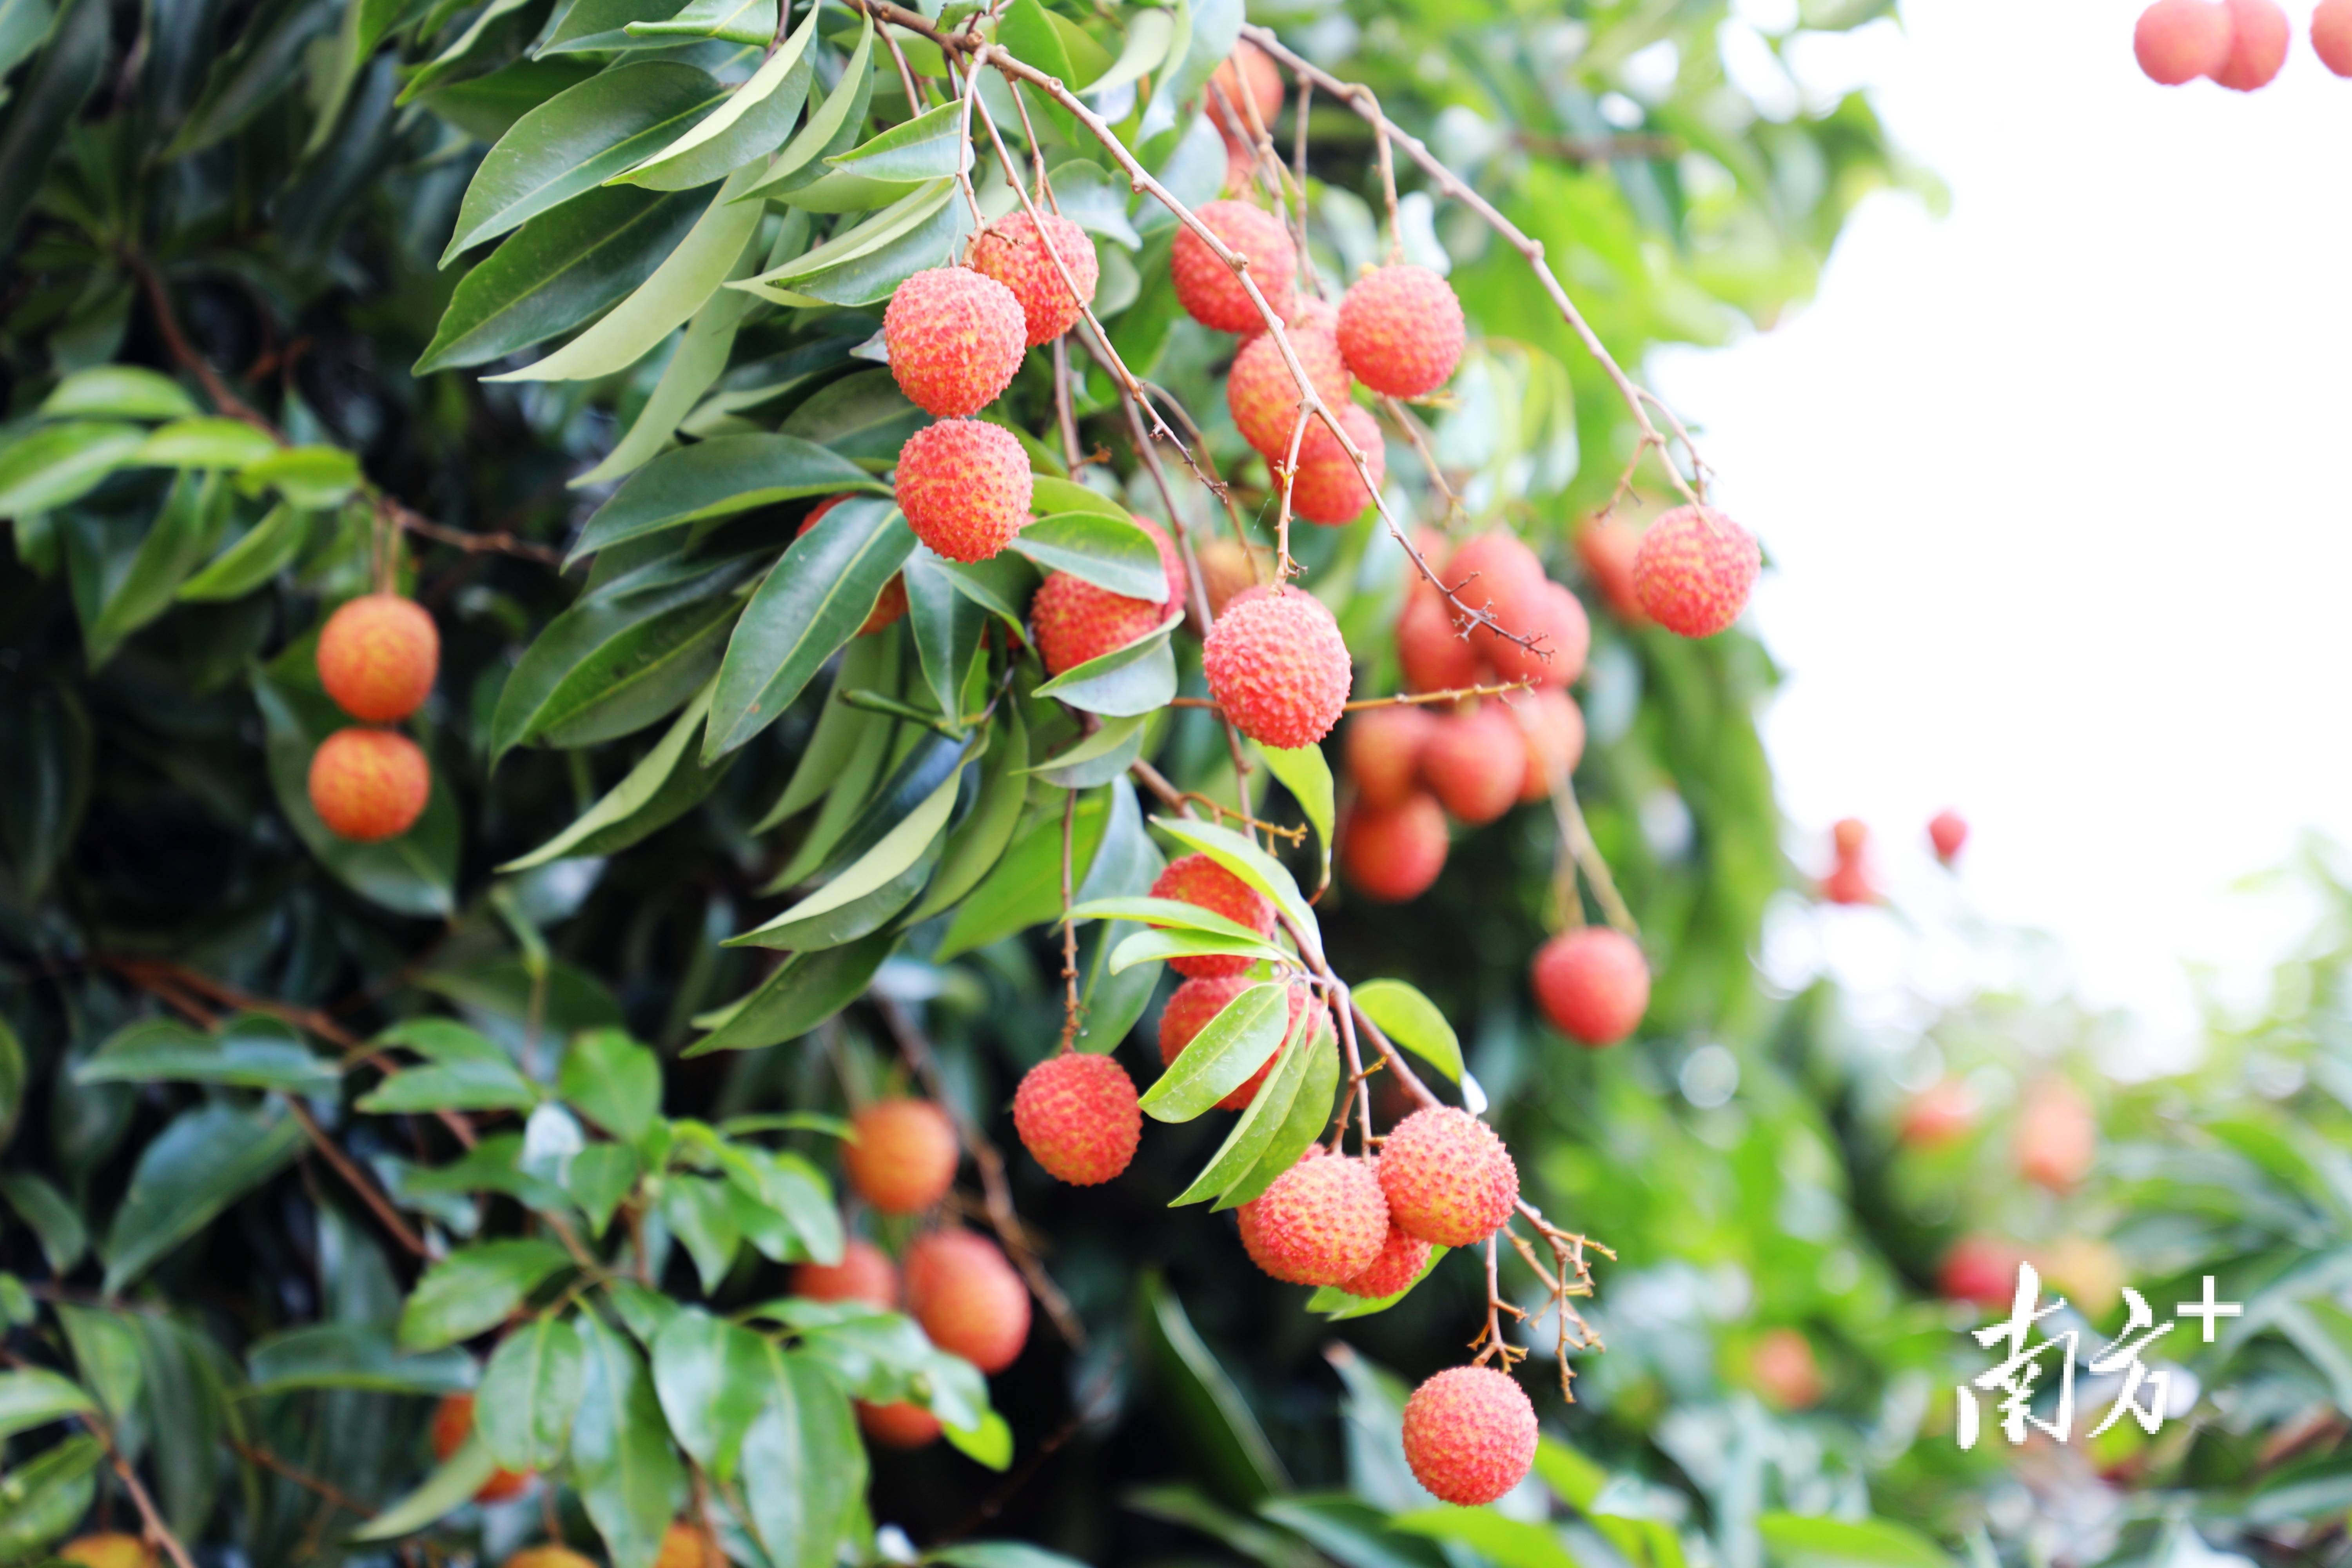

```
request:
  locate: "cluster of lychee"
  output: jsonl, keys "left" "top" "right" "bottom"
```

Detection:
{"left": 1817, "top": 809, "right": 1969, "bottom": 906}
{"left": 307, "top": 593, "right": 437, "bottom": 842}
{"left": 2134, "top": 0, "right": 2352, "bottom": 87}
{"left": 1900, "top": 1070, "right": 2100, "bottom": 1308}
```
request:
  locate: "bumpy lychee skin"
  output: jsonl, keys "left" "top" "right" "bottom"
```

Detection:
{"left": 1290, "top": 405, "right": 1385, "bottom": 526}
{"left": 1014, "top": 1051, "right": 1142, "bottom": 1185}
{"left": 1228, "top": 308, "right": 1352, "bottom": 458}
{"left": 904, "top": 1228, "right": 1030, "bottom": 1372}
{"left": 2318, "top": 0, "right": 2352, "bottom": 76}
{"left": 1171, "top": 200, "right": 1298, "bottom": 333}
{"left": 317, "top": 594, "right": 438, "bottom": 722}
{"left": 792, "top": 1237, "right": 898, "bottom": 1307}
{"left": 1150, "top": 853, "right": 1277, "bottom": 979}
{"left": 1530, "top": 927, "right": 1649, "bottom": 1046}
{"left": 1487, "top": 582, "right": 1590, "bottom": 689}
{"left": 1346, "top": 705, "right": 1437, "bottom": 810}
{"left": 2134, "top": 0, "right": 2234, "bottom": 82}
{"left": 2213, "top": 0, "right": 2288, "bottom": 89}
{"left": 1419, "top": 706, "right": 1523, "bottom": 827}
{"left": 1575, "top": 515, "right": 1648, "bottom": 623}
{"left": 1159, "top": 978, "right": 1325, "bottom": 1111}
{"left": 969, "top": 211, "right": 1100, "bottom": 347}
{"left": 1339, "top": 793, "right": 1448, "bottom": 903}
{"left": 1631, "top": 504, "right": 1759, "bottom": 637}
{"left": 1336, "top": 265, "right": 1466, "bottom": 398}
{"left": 1401, "top": 1366, "right": 1538, "bottom": 1507}
{"left": 431, "top": 1392, "right": 532, "bottom": 1501}
{"left": 1337, "top": 1218, "right": 1434, "bottom": 1299}
{"left": 1396, "top": 593, "right": 1481, "bottom": 695}
{"left": 59, "top": 1537, "right": 158, "bottom": 1568}
{"left": 1236, "top": 1149, "right": 1390, "bottom": 1286}
{"left": 857, "top": 1400, "right": 943, "bottom": 1448}
{"left": 1510, "top": 689, "right": 1586, "bottom": 804}
{"left": 1929, "top": 808, "right": 1969, "bottom": 864}
{"left": 309, "top": 728, "right": 430, "bottom": 842}
{"left": 1379, "top": 1107, "right": 1518, "bottom": 1247}
{"left": 883, "top": 266, "right": 1027, "bottom": 417}
{"left": 895, "top": 419, "right": 1032, "bottom": 563}
{"left": 800, "top": 497, "right": 907, "bottom": 634}
{"left": 1030, "top": 521, "right": 1185, "bottom": 675}
{"left": 1203, "top": 588, "right": 1352, "bottom": 749}
{"left": 844, "top": 1098, "right": 959, "bottom": 1214}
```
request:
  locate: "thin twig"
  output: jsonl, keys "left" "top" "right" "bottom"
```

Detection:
{"left": 86, "top": 1412, "right": 199, "bottom": 1568}
{"left": 1056, "top": 789, "right": 1082, "bottom": 1053}
{"left": 231, "top": 1438, "right": 377, "bottom": 1519}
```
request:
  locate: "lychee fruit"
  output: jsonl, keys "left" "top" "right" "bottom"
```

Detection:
{"left": 1235, "top": 1147, "right": 1390, "bottom": 1285}
{"left": 2318, "top": 0, "right": 2352, "bottom": 75}
{"left": 1419, "top": 705, "right": 1523, "bottom": 827}
{"left": 800, "top": 496, "right": 906, "bottom": 634}
{"left": 1203, "top": 588, "right": 1352, "bottom": 749}
{"left": 1632, "top": 504, "right": 1759, "bottom": 637}
{"left": 968, "top": 211, "right": 1100, "bottom": 347}
{"left": 1210, "top": 40, "right": 1285, "bottom": 143}
{"left": 309, "top": 727, "right": 430, "bottom": 842}
{"left": 1338, "top": 793, "right": 1448, "bottom": 902}
{"left": 1486, "top": 582, "right": 1590, "bottom": 689}
{"left": 1171, "top": 200, "right": 1298, "bottom": 333}
{"left": 1529, "top": 927, "right": 1649, "bottom": 1046}
{"left": 1446, "top": 532, "right": 1551, "bottom": 666}
{"left": 1158, "top": 976, "right": 1325, "bottom": 1111}
{"left": 1929, "top": 808, "right": 1969, "bottom": 865}
{"left": 1345, "top": 705, "right": 1437, "bottom": 810}
{"left": 2134, "top": 0, "right": 2234, "bottom": 82}
{"left": 59, "top": 1539, "right": 158, "bottom": 1568}
{"left": 1831, "top": 817, "right": 1868, "bottom": 860}
{"left": 653, "top": 1522, "right": 722, "bottom": 1568}
{"left": 1510, "top": 689, "right": 1585, "bottom": 804}
{"left": 1228, "top": 301, "right": 1351, "bottom": 458}
{"left": 843, "top": 1097, "right": 959, "bottom": 1214}
{"left": 1395, "top": 593, "right": 1480, "bottom": 695}
{"left": 1336, "top": 265, "right": 1466, "bottom": 399}
{"left": 505, "top": 1550, "right": 597, "bottom": 1568}
{"left": 1336, "top": 1218, "right": 1434, "bottom": 1299}
{"left": 1222, "top": 138, "right": 1256, "bottom": 196}
{"left": 1899, "top": 1078, "right": 1975, "bottom": 1149}
{"left": 1196, "top": 537, "right": 1261, "bottom": 618}
{"left": 792, "top": 1236, "right": 898, "bottom": 1308}
{"left": 1030, "top": 521, "right": 1185, "bottom": 674}
{"left": 431, "top": 1392, "right": 532, "bottom": 1501}
{"left": 1149, "top": 852, "right": 1278, "bottom": 978}
{"left": 1941, "top": 1234, "right": 2027, "bottom": 1308}
{"left": 895, "top": 419, "right": 1032, "bottom": 563}
{"left": 1289, "top": 405, "right": 1385, "bottom": 526}
{"left": 1400, "top": 1365, "right": 1537, "bottom": 1506}
{"left": 857, "top": 1400, "right": 943, "bottom": 1448}
{"left": 1014, "top": 1051, "right": 1141, "bottom": 1185}
{"left": 316, "top": 594, "right": 438, "bottom": 723}
{"left": 1575, "top": 515, "right": 1648, "bottom": 623}
{"left": 1749, "top": 1327, "right": 1824, "bottom": 1411}
{"left": 1820, "top": 860, "right": 1876, "bottom": 907}
{"left": 2212, "top": 0, "right": 2288, "bottom": 89}
{"left": 1377, "top": 1106, "right": 1518, "bottom": 1247}
{"left": 883, "top": 266, "right": 1027, "bottom": 417}
{"left": 904, "top": 1228, "right": 1030, "bottom": 1373}
{"left": 2016, "top": 1077, "right": 2095, "bottom": 1193}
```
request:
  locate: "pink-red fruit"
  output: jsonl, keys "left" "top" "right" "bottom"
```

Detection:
{"left": 792, "top": 1237, "right": 898, "bottom": 1308}
{"left": 1030, "top": 521, "right": 1184, "bottom": 675}
{"left": 2212, "top": 0, "right": 2288, "bottom": 89}
{"left": 883, "top": 267, "right": 1027, "bottom": 416}
{"left": 1336, "top": 265, "right": 1466, "bottom": 398}
{"left": 2134, "top": 0, "right": 2233, "bottom": 83}
{"left": 1929, "top": 808, "right": 1969, "bottom": 864}
{"left": 1149, "top": 853, "right": 1278, "bottom": 980}
{"left": 2318, "top": 0, "right": 2352, "bottom": 75}
{"left": 1401, "top": 1366, "right": 1537, "bottom": 1506}
{"left": 1749, "top": 1328, "right": 1824, "bottom": 1411}
{"left": 1290, "top": 405, "right": 1385, "bottom": 526}
{"left": 844, "top": 1098, "right": 958, "bottom": 1214}
{"left": 1900, "top": 1078, "right": 1975, "bottom": 1149}
{"left": 1236, "top": 1149, "right": 1390, "bottom": 1285}
{"left": 1203, "top": 588, "right": 1352, "bottom": 749}
{"left": 2016, "top": 1077, "right": 2095, "bottom": 1193}
{"left": 317, "top": 595, "right": 438, "bottom": 722}
{"left": 1396, "top": 594, "right": 1480, "bottom": 695}
{"left": 1228, "top": 306, "right": 1351, "bottom": 458}
{"left": 1420, "top": 705, "right": 1523, "bottom": 827}
{"left": 1942, "top": 1235, "right": 2027, "bottom": 1308}
{"left": 895, "top": 419, "right": 1031, "bottom": 563}
{"left": 1345, "top": 706, "right": 1436, "bottom": 810}
{"left": 1512, "top": 690, "right": 1586, "bottom": 804}
{"left": 968, "top": 212, "right": 1100, "bottom": 347}
{"left": 1530, "top": 927, "right": 1649, "bottom": 1046}
{"left": 1013, "top": 1051, "right": 1141, "bottom": 1186}
{"left": 904, "top": 1229, "right": 1030, "bottom": 1372}
{"left": 1339, "top": 794, "right": 1448, "bottom": 902}
{"left": 1575, "top": 516, "right": 1648, "bottom": 623}
{"left": 1486, "top": 583, "right": 1590, "bottom": 689}
{"left": 1378, "top": 1107, "right": 1518, "bottom": 1247}
{"left": 1336, "top": 1220, "right": 1434, "bottom": 1299}
{"left": 1210, "top": 42, "right": 1285, "bottom": 142}
{"left": 857, "top": 1401, "right": 943, "bottom": 1448}
{"left": 1171, "top": 200, "right": 1298, "bottom": 332}
{"left": 309, "top": 728, "right": 430, "bottom": 842}
{"left": 1632, "top": 504, "right": 1759, "bottom": 637}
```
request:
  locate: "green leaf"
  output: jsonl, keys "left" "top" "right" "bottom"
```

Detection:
{"left": 993, "top": 0, "right": 1076, "bottom": 135}
{"left": 651, "top": 1308, "right": 768, "bottom": 1481}
{"left": 1171, "top": 1013, "right": 1317, "bottom": 1205}
{"left": 1305, "top": 1245, "right": 1446, "bottom": 1321}
{"left": 416, "top": 185, "right": 712, "bottom": 374}
{"left": 573, "top": 1313, "right": 687, "bottom": 1568}
{"left": 100, "top": 1103, "right": 303, "bottom": 1294}
{"left": 176, "top": 502, "right": 312, "bottom": 601}
{"left": 1140, "top": 981, "right": 1288, "bottom": 1122}
{"left": 753, "top": 633, "right": 890, "bottom": 830}
{"left": 1108, "top": 926, "right": 1289, "bottom": 975}
{"left": 572, "top": 280, "right": 757, "bottom": 487}
{"left": 1256, "top": 742, "right": 1334, "bottom": 886}
{"left": 397, "top": 1240, "right": 572, "bottom": 1351}
{"left": 0, "top": 1017, "right": 17, "bottom": 1153}
{"left": 901, "top": 548, "right": 983, "bottom": 722}
{"left": 1032, "top": 622, "right": 1177, "bottom": 717}
{"left": 932, "top": 789, "right": 1110, "bottom": 961}
{"left": 774, "top": 367, "right": 923, "bottom": 464}
{"left": 739, "top": 1340, "right": 863, "bottom": 1568}
{"left": 349, "top": 1434, "right": 500, "bottom": 1540}
{"left": 731, "top": 759, "right": 963, "bottom": 949}
{"left": 501, "top": 684, "right": 731, "bottom": 869}
{"left": 0, "top": 0, "right": 106, "bottom": 254}
{"left": 826, "top": 96, "right": 965, "bottom": 184}
{"left": 1151, "top": 814, "right": 1316, "bottom": 951}
{"left": 1024, "top": 712, "right": 1147, "bottom": 789}
{"left": 0, "top": 1370, "right": 93, "bottom": 1442}
{"left": 732, "top": 179, "right": 963, "bottom": 306}
{"left": 0, "top": 692, "right": 89, "bottom": 904}
{"left": 443, "top": 61, "right": 728, "bottom": 263}
{"left": 1222, "top": 1021, "right": 1338, "bottom": 1210}
{"left": 1080, "top": 8, "right": 1175, "bottom": 102}
{"left": 1389, "top": 1511, "right": 1577, "bottom": 1568}
{"left": 0, "top": 422, "right": 144, "bottom": 519}
{"left": 83, "top": 468, "right": 232, "bottom": 665}
{"left": 253, "top": 669, "right": 459, "bottom": 916}
{"left": 0, "top": 1174, "right": 84, "bottom": 1273}
{"left": 569, "top": 433, "right": 881, "bottom": 562}
{"left": 246, "top": 1324, "right": 478, "bottom": 1394}
{"left": 559, "top": 1028, "right": 663, "bottom": 1141}
{"left": 478, "top": 1314, "right": 585, "bottom": 1472}
{"left": 1349, "top": 979, "right": 1462, "bottom": 1084}
{"left": 234, "top": 445, "right": 361, "bottom": 507}
{"left": 0, "top": 1436, "right": 103, "bottom": 1561}
{"left": 416, "top": 56, "right": 607, "bottom": 140}
{"left": 686, "top": 926, "right": 898, "bottom": 1054}
{"left": 538, "top": 0, "right": 691, "bottom": 53}
{"left": 615, "top": 0, "right": 817, "bottom": 190}
{"left": 906, "top": 704, "right": 1029, "bottom": 923}
{"left": 1027, "top": 477, "right": 1127, "bottom": 519}
{"left": 1009, "top": 511, "right": 1172, "bottom": 602}
{"left": 361, "top": 1018, "right": 539, "bottom": 1112}
{"left": 37, "top": 366, "right": 198, "bottom": 421}
{"left": 1138, "top": 1274, "right": 1288, "bottom": 1503}
{"left": 1069, "top": 894, "right": 1269, "bottom": 944}
{"left": 130, "top": 416, "right": 278, "bottom": 469}
{"left": 739, "top": 13, "right": 873, "bottom": 199}
{"left": 622, "top": 0, "right": 771, "bottom": 45}
{"left": 569, "top": 1144, "right": 642, "bottom": 1237}
{"left": 661, "top": 1174, "right": 742, "bottom": 1290}
{"left": 491, "top": 566, "right": 747, "bottom": 759}
{"left": 928, "top": 1547, "right": 1091, "bottom": 1568}
{"left": 75, "top": 1013, "right": 339, "bottom": 1094}
{"left": 1756, "top": 1516, "right": 1953, "bottom": 1568}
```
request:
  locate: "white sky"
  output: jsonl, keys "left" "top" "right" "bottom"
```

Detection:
{"left": 1649, "top": 0, "right": 2352, "bottom": 1053}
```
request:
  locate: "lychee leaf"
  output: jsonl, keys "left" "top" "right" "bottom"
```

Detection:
{"left": 1138, "top": 980, "right": 1287, "bottom": 1122}
{"left": 685, "top": 926, "right": 899, "bottom": 1054}
{"left": 568, "top": 432, "right": 881, "bottom": 563}
{"left": 727, "top": 762, "right": 961, "bottom": 950}
{"left": 347, "top": 1432, "right": 500, "bottom": 1541}
{"left": 907, "top": 706, "right": 1029, "bottom": 924}
{"left": 1349, "top": 978, "right": 1462, "bottom": 1084}
{"left": 1171, "top": 1007, "right": 1318, "bottom": 1206}
{"left": 1023, "top": 713, "right": 1146, "bottom": 789}
{"left": 1010, "top": 512, "right": 1171, "bottom": 601}
{"left": 609, "top": 0, "right": 817, "bottom": 191}
{"left": 1107, "top": 927, "right": 1289, "bottom": 976}
{"left": 1214, "top": 1023, "right": 1338, "bottom": 1211}
{"left": 1028, "top": 475, "right": 1129, "bottom": 520}
{"left": 1068, "top": 895, "right": 1267, "bottom": 946}
{"left": 738, "top": 13, "right": 875, "bottom": 201}
{"left": 476, "top": 1312, "right": 584, "bottom": 1472}
{"left": 1150, "top": 815, "right": 1317, "bottom": 951}
{"left": 823, "top": 96, "right": 965, "bottom": 183}
{"left": 1254, "top": 742, "right": 1334, "bottom": 892}
{"left": 1031, "top": 622, "right": 1177, "bottom": 716}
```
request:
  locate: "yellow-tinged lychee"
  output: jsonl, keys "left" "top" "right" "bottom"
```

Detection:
{"left": 883, "top": 266, "right": 1026, "bottom": 417}
{"left": 309, "top": 728, "right": 429, "bottom": 842}
{"left": 1401, "top": 1365, "right": 1537, "bottom": 1506}
{"left": 895, "top": 419, "right": 1032, "bottom": 563}
{"left": 904, "top": 1228, "right": 1030, "bottom": 1373}
{"left": 1377, "top": 1106, "right": 1517, "bottom": 1248}
{"left": 844, "top": 1098, "right": 958, "bottom": 1215}
{"left": 60, "top": 1537, "right": 159, "bottom": 1568}
{"left": 317, "top": 594, "right": 438, "bottom": 723}
{"left": 1203, "top": 588, "right": 1351, "bottom": 749}
{"left": 1013, "top": 1051, "right": 1141, "bottom": 1186}
{"left": 652, "top": 1521, "right": 724, "bottom": 1568}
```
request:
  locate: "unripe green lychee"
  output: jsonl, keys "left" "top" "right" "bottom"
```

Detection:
{"left": 968, "top": 211, "right": 1100, "bottom": 347}
{"left": 317, "top": 594, "right": 438, "bottom": 722}
{"left": 1013, "top": 1051, "right": 1141, "bottom": 1186}
{"left": 883, "top": 266, "right": 1026, "bottom": 417}
{"left": 895, "top": 419, "right": 1032, "bottom": 563}
{"left": 2134, "top": 0, "right": 2233, "bottom": 82}
{"left": 1227, "top": 301, "right": 1350, "bottom": 458}
{"left": 1486, "top": 582, "right": 1590, "bottom": 689}
{"left": 800, "top": 497, "right": 906, "bottom": 634}
{"left": 1529, "top": 927, "right": 1648, "bottom": 1047}
{"left": 904, "top": 1229, "right": 1029, "bottom": 1372}
{"left": 309, "top": 728, "right": 430, "bottom": 842}
{"left": 2213, "top": 0, "right": 2288, "bottom": 89}
{"left": 1345, "top": 705, "right": 1437, "bottom": 811}
{"left": 791, "top": 1237, "right": 898, "bottom": 1308}
{"left": 1574, "top": 515, "right": 1648, "bottom": 623}
{"left": 857, "top": 1400, "right": 943, "bottom": 1448}
{"left": 1395, "top": 593, "right": 1481, "bottom": 695}
{"left": 1510, "top": 689, "right": 1585, "bottom": 804}
{"left": 1377, "top": 1106, "right": 1518, "bottom": 1247}
{"left": 1203, "top": 588, "right": 1352, "bottom": 749}
{"left": 1149, "top": 853, "right": 1277, "bottom": 979}
{"left": 1336, "top": 265, "right": 1466, "bottom": 398}
{"left": 1159, "top": 978, "right": 1325, "bottom": 1111}
{"left": 1400, "top": 1365, "right": 1538, "bottom": 1506}
{"left": 843, "top": 1097, "right": 958, "bottom": 1214}
{"left": 1338, "top": 793, "right": 1448, "bottom": 903}
{"left": 1631, "top": 504, "right": 1758, "bottom": 637}
{"left": 1030, "top": 520, "right": 1185, "bottom": 674}
{"left": 1289, "top": 405, "right": 1385, "bottom": 526}
{"left": 1236, "top": 1148, "right": 1390, "bottom": 1285}
{"left": 1171, "top": 200, "right": 1297, "bottom": 333}
{"left": 1336, "top": 1216, "right": 1434, "bottom": 1299}
{"left": 1419, "top": 704, "right": 1523, "bottom": 827}
{"left": 2318, "top": 0, "right": 2352, "bottom": 75}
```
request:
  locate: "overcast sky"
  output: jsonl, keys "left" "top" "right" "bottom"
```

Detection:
{"left": 1650, "top": 0, "right": 2352, "bottom": 1054}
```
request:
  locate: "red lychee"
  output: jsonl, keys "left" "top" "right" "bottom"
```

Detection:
{"left": 1336, "top": 265, "right": 1466, "bottom": 399}
{"left": 1749, "top": 1328, "right": 1824, "bottom": 1411}
{"left": 967, "top": 211, "right": 1100, "bottom": 347}
{"left": 1210, "top": 41, "right": 1285, "bottom": 142}
{"left": 1338, "top": 793, "right": 1448, "bottom": 903}
{"left": 1419, "top": 704, "right": 1523, "bottom": 827}
{"left": 857, "top": 1400, "right": 942, "bottom": 1448}
{"left": 1899, "top": 1078, "right": 1976, "bottom": 1149}
{"left": 800, "top": 497, "right": 906, "bottom": 634}
{"left": 2318, "top": 0, "right": 2352, "bottom": 75}
{"left": 1030, "top": 521, "right": 1184, "bottom": 674}
{"left": 895, "top": 419, "right": 1032, "bottom": 563}
{"left": 1575, "top": 515, "right": 1648, "bottom": 624}
{"left": 1149, "top": 852, "right": 1278, "bottom": 979}
{"left": 1377, "top": 1106, "right": 1518, "bottom": 1247}
{"left": 309, "top": 728, "right": 430, "bottom": 842}
{"left": 1831, "top": 817, "right": 1868, "bottom": 860}
{"left": 2134, "top": 0, "right": 2234, "bottom": 82}
{"left": 1013, "top": 1051, "right": 1141, "bottom": 1186}
{"left": 791, "top": 1237, "right": 899, "bottom": 1308}
{"left": 432, "top": 1392, "right": 532, "bottom": 1501}
{"left": 1632, "top": 504, "right": 1759, "bottom": 637}
{"left": 1396, "top": 593, "right": 1481, "bottom": 695}
{"left": 1942, "top": 1235, "right": 2027, "bottom": 1308}
{"left": 317, "top": 594, "right": 438, "bottom": 723}
{"left": 1196, "top": 537, "right": 1261, "bottom": 618}
{"left": 1400, "top": 1365, "right": 1537, "bottom": 1506}
{"left": 1445, "top": 532, "right": 1546, "bottom": 625}
{"left": 1820, "top": 860, "right": 1876, "bottom": 907}
{"left": 1171, "top": 200, "right": 1298, "bottom": 333}
{"left": 1529, "top": 927, "right": 1648, "bottom": 1047}
{"left": 1158, "top": 978, "right": 1325, "bottom": 1111}
{"left": 1289, "top": 405, "right": 1385, "bottom": 526}
{"left": 903, "top": 1228, "right": 1030, "bottom": 1373}
{"left": 1486, "top": 582, "right": 1590, "bottom": 690}
{"left": 2212, "top": 0, "right": 2287, "bottom": 88}
{"left": 1345, "top": 705, "right": 1437, "bottom": 811}
{"left": 843, "top": 1098, "right": 958, "bottom": 1215}
{"left": 1929, "top": 808, "right": 1969, "bottom": 865}
{"left": 2016, "top": 1077, "right": 2095, "bottom": 1193}
{"left": 1203, "top": 588, "right": 1352, "bottom": 749}
{"left": 1228, "top": 306, "right": 1351, "bottom": 458}
{"left": 1509, "top": 689, "right": 1585, "bottom": 804}
{"left": 1336, "top": 1217, "right": 1434, "bottom": 1299}
{"left": 1235, "top": 1148, "right": 1390, "bottom": 1286}
{"left": 883, "top": 266, "right": 1026, "bottom": 417}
